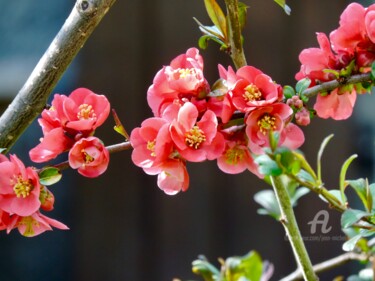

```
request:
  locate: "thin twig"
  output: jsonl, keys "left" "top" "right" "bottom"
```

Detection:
{"left": 280, "top": 252, "right": 369, "bottom": 281}
{"left": 302, "top": 73, "right": 372, "bottom": 98}
{"left": 0, "top": 0, "right": 117, "bottom": 152}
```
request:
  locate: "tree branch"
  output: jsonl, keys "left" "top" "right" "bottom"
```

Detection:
{"left": 0, "top": 0, "right": 117, "bottom": 152}
{"left": 302, "top": 73, "right": 372, "bottom": 98}
{"left": 224, "top": 0, "right": 247, "bottom": 69}
{"left": 280, "top": 252, "right": 369, "bottom": 281}
{"left": 270, "top": 176, "right": 318, "bottom": 281}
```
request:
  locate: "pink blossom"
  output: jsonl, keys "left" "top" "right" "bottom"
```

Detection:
{"left": 0, "top": 155, "right": 41, "bottom": 217}
{"left": 147, "top": 48, "right": 209, "bottom": 118}
{"left": 157, "top": 159, "right": 189, "bottom": 195}
{"left": 39, "top": 186, "right": 55, "bottom": 212}
{"left": 295, "top": 107, "right": 311, "bottom": 126}
{"left": 245, "top": 103, "right": 304, "bottom": 154}
{"left": 314, "top": 88, "right": 357, "bottom": 120}
{"left": 7, "top": 211, "right": 68, "bottom": 237}
{"left": 0, "top": 210, "right": 10, "bottom": 231}
{"left": 130, "top": 117, "right": 173, "bottom": 174}
{"left": 217, "top": 131, "right": 261, "bottom": 177}
{"left": 231, "top": 66, "right": 281, "bottom": 112}
{"left": 30, "top": 88, "right": 110, "bottom": 163}
{"left": 170, "top": 102, "right": 225, "bottom": 162}
{"left": 68, "top": 137, "right": 110, "bottom": 178}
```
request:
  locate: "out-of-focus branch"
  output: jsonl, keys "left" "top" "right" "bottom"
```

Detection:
{"left": 224, "top": 0, "right": 247, "bottom": 69}
{"left": 280, "top": 252, "right": 369, "bottom": 281}
{"left": 0, "top": 0, "right": 117, "bottom": 152}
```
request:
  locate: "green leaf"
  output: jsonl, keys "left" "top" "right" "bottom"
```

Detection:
{"left": 38, "top": 167, "right": 62, "bottom": 186}
{"left": 317, "top": 134, "right": 334, "bottom": 183}
{"left": 296, "top": 78, "right": 311, "bottom": 95}
{"left": 269, "top": 131, "right": 280, "bottom": 152}
{"left": 277, "top": 147, "right": 301, "bottom": 175}
{"left": 339, "top": 154, "right": 358, "bottom": 204}
{"left": 207, "top": 78, "right": 228, "bottom": 97}
{"left": 347, "top": 178, "right": 371, "bottom": 212}
{"left": 290, "top": 187, "right": 310, "bottom": 206}
{"left": 192, "top": 258, "right": 220, "bottom": 281}
{"left": 341, "top": 209, "right": 370, "bottom": 229}
{"left": 225, "top": 251, "right": 263, "bottom": 281}
{"left": 204, "top": 0, "right": 227, "bottom": 38}
{"left": 254, "top": 154, "right": 282, "bottom": 176}
{"left": 254, "top": 190, "right": 280, "bottom": 220}
{"left": 371, "top": 61, "right": 375, "bottom": 80}
{"left": 198, "top": 34, "right": 226, "bottom": 50}
{"left": 342, "top": 234, "right": 363, "bottom": 251}
{"left": 273, "top": 0, "right": 291, "bottom": 15}
{"left": 112, "top": 109, "right": 129, "bottom": 139}
{"left": 319, "top": 189, "right": 347, "bottom": 205}
{"left": 238, "top": 2, "right": 249, "bottom": 31}
{"left": 283, "top": 85, "right": 295, "bottom": 99}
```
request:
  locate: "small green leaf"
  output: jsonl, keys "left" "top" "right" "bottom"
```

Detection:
{"left": 290, "top": 187, "right": 310, "bottom": 206}
{"left": 273, "top": 0, "right": 291, "bottom": 15}
{"left": 317, "top": 134, "right": 334, "bottom": 183}
{"left": 296, "top": 78, "right": 311, "bottom": 95}
{"left": 277, "top": 147, "right": 301, "bottom": 175}
{"left": 339, "top": 154, "right": 358, "bottom": 204}
{"left": 371, "top": 61, "right": 375, "bottom": 80}
{"left": 204, "top": 0, "right": 227, "bottom": 38}
{"left": 254, "top": 190, "right": 280, "bottom": 220}
{"left": 198, "top": 34, "right": 226, "bottom": 50}
{"left": 254, "top": 154, "right": 282, "bottom": 176}
{"left": 192, "top": 258, "right": 220, "bottom": 281}
{"left": 283, "top": 85, "right": 295, "bottom": 99}
{"left": 343, "top": 234, "right": 363, "bottom": 251}
{"left": 112, "top": 109, "right": 129, "bottom": 140}
{"left": 225, "top": 251, "right": 263, "bottom": 281}
{"left": 238, "top": 2, "right": 249, "bottom": 31}
{"left": 319, "top": 189, "right": 347, "bottom": 205}
{"left": 38, "top": 167, "right": 62, "bottom": 186}
{"left": 347, "top": 178, "right": 371, "bottom": 212}
{"left": 269, "top": 131, "right": 280, "bottom": 152}
{"left": 341, "top": 209, "right": 370, "bottom": 229}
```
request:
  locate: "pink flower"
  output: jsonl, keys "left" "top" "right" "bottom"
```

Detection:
{"left": 68, "top": 137, "right": 110, "bottom": 178}
{"left": 217, "top": 131, "right": 261, "bottom": 177}
{"left": 30, "top": 88, "right": 110, "bottom": 163}
{"left": 313, "top": 88, "right": 357, "bottom": 120}
{"left": 7, "top": 211, "right": 68, "bottom": 237}
{"left": 157, "top": 159, "right": 189, "bottom": 195}
{"left": 245, "top": 103, "right": 304, "bottom": 154}
{"left": 170, "top": 102, "right": 225, "bottom": 162}
{"left": 147, "top": 48, "right": 209, "bottom": 117}
{"left": 295, "top": 107, "right": 311, "bottom": 126}
{"left": 231, "top": 66, "right": 281, "bottom": 112}
{"left": 130, "top": 117, "right": 173, "bottom": 174}
{"left": 0, "top": 155, "right": 41, "bottom": 217}
{"left": 0, "top": 210, "right": 10, "bottom": 231}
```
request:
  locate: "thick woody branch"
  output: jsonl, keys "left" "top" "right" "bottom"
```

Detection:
{"left": 302, "top": 73, "right": 372, "bottom": 98}
{"left": 280, "top": 252, "right": 368, "bottom": 281}
{"left": 0, "top": 0, "right": 116, "bottom": 152}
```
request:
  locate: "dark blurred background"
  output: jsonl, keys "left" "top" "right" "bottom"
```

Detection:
{"left": 0, "top": 0, "right": 375, "bottom": 280}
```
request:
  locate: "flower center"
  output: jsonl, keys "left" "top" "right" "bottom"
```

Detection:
{"left": 225, "top": 147, "right": 245, "bottom": 165}
{"left": 243, "top": 84, "right": 262, "bottom": 101}
{"left": 185, "top": 126, "right": 206, "bottom": 149}
{"left": 177, "top": 68, "right": 197, "bottom": 79}
{"left": 77, "top": 104, "right": 96, "bottom": 120}
{"left": 147, "top": 140, "right": 156, "bottom": 157}
{"left": 258, "top": 114, "right": 277, "bottom": 135}
{"left": 12, "top": 176, "right": 33, "bottom": 198}
{"left": 82, "top": 149, "right": 94, "bottom": 164}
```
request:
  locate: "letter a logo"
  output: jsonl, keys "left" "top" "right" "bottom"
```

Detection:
{"left": 307, "top": 210, "right": 332, "bottom": 234}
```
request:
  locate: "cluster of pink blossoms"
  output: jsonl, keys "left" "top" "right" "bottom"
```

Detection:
{"left": 0, "top": 88, "right": 111, "bottom": 236}
{"left": 296, "top": 2, "right": 375, "bottom": 120}
{"left": 130, "top": 48, "right": 305, "bottom": 195}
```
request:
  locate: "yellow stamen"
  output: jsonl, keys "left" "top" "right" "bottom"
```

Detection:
{"left": 185, "top": 126, "right": 206, "bottom": 149}
{"left": 77, "top": 104, "right": 96, "bottom": 120}
{"left": 178, "top": 68, "right": 196, "bottom": 79}
{"left": 243, "top": 84, "right": 262, "bottom": 102}
{"left": 257, "top": 114, "right": 277, "bottom": 135}
{"left": 12, "top": 176, "right": 33, "bottom": 198}
{"left": 82, "top": 149, "right": 94, "bottom": 163}
{"left": 147, "top": 140, "right": 156, "bottom": 157}
{"left": 225, "top": 147, "right": 245, "bottom": 165}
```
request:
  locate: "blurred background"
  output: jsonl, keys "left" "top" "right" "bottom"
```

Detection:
{"left": 0, "top": 0, "right": 375, "bottom": 280}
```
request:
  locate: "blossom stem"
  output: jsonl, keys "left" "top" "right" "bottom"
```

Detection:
{"left": 224, "top": 0, "right": 247, "bottom": 69}
{"left": 280, "top": 252, "right": 368, "bottom": 281}
{"left": 0, "top": 0, "right": 117, "bottom": 153}
{"left": 302, "top": 72, "right": 372, "bottom": 98}
{"left": 270, "top": 176, "right": 318, "bottom": 281}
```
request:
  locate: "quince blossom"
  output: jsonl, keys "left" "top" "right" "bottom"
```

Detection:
{"left": 147, "top": 48, "right": 209, "bottom": 118}
{"left": 245, "top": 103, "right": 304, "bottom": 154}
{"left": 170, "top": 102, "right": 225, "bottom": 162}
{"left": 68, "top": 137, "right": 110, "bottom": 178}
{"left": 157, "top": 159, "right": 189, "bottom": 195}
{"left": 0, "top": 154, "right": 41, "bottom": 217}
{"left": 30, "top": 88, "right": 110, "bottom": 163}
